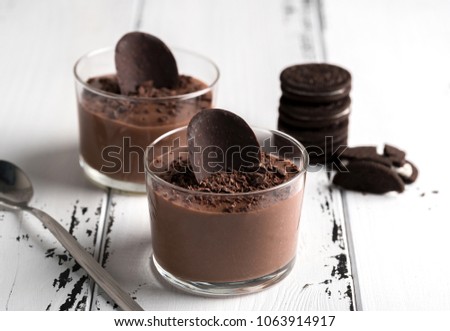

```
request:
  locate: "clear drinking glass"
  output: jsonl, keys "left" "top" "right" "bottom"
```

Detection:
{"left": 74, "top": 48, "right": 219, "bottom": 192}
{"left": 145, "top": 126, "right": 309, "bottom": 296}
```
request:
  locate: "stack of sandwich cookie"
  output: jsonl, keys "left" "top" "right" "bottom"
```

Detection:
{"left": 277, "top": 63, "right": 352, "bottom": 164}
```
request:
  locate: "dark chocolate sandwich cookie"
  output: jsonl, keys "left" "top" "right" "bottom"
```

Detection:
{"left": 280, "top": 63, "right": 351, "bottom": 103}
{"left": 333, "top": 160, "right": 405, "bottom": 194}
{"left": 278, "top": 111, "right": 350, "bottom": 130}
{"left": 278, "top": 117, "right": 349, "bottom": 142}
{"left": 277, "top": 119, "right": 348, "bottom": 166}
{"left": 396, "top": 160, "right": 419, "bottom": 184}
{"left": 296, "top": 136, "right": 348, "bottom": 157}
{"left": 340, "top": 146, "right": 393, "bottom": 167}
{"left": 307, "top": 143, "right": 348, "bottom": 165}
{"left": 310, "top": 135, "right": 348, "bottom": 150}
{"left": 279, "top": 96, "right": 351, "bottom": 129}
{"left": 384, "top": 144, "right": 406, "bottom": 166}
{"left": 331, "top": 143, "right": 419, "bottom": 194}
{"left": 279, "top": 96, "right": 351, "bottom": 118}
{"left": 277, "top": 63, "right": 352, "bottom": 165}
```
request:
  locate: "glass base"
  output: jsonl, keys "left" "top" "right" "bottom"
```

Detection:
{"left": 79, "top": 157, "right": 146, "bottom": 193}
{"left": 152, "top": 255, "right": 295, "bottom": 297}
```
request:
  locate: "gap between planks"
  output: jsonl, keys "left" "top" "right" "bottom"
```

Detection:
{"left": 312, "top": 0, "right": 361, "bottom": 310}
{"left": 86, "top": 0, "right": 145, "bottom": 310}
{"left": 88, "top": 188, "right": 112, "bottom": 311}
{"left": 131, "top": 0, "right": 146, "bottom": 31}
{"left": 302, "top": 0, "right": 360, "bottom": 310}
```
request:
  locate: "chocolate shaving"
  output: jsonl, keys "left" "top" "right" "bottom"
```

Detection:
{"left": 159, "top": 153, "right": 299, "bottom": 194}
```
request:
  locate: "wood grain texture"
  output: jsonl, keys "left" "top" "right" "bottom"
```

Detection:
{"left": 0, "top": 0, "right": 135, "bottom": 310}
{"left": 323, "top": 0, "right": 450, "bottom": 309}
{"left": 96, "top": 0, "right": 354, "bottom": 311}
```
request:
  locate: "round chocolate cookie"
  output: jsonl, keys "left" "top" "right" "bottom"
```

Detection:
{"left": 279, "top": 96, "right": 351, "bottom": 126}
{"left": 279, "top": 127, "right": 348, "bottom": 166}
{"left": 333, "top": 160, "right": 405, "bottom": 194}
{"left": 396, "top": 160, "right": 419, "bottom": 184}
{"left": 278, "top": 117, "right": 349, "bottom": 142}
{"left": 280, "top": 132, "right": 348, "bottom": 150}
{"left": 309, "top": 137, "right": 348, "bottom": 150}
{"left": 384, "top": 144, "right": 406, "bottom": 167}
{"left": 308, "top": 135, "right": 348, "bottom": 149}
{"left": 340, "top": 146, "right": 393, "bottom": 168}
{"left": 280, "top": 63, "right": 351, "bottom": 103}
{"left": 278, "top": 109, "right": 350, "bottom": 129}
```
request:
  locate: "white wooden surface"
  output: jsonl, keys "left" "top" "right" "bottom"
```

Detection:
{"left": 0, "top": 0, "right": 354, "bottom": 311}
{"left": 0, "top": 0, "right": 135, "bottom": 310}
{"left": 323, "top": 0, "right": 450, "bottom": 309}
{"left": 1, "top": 0, "right": 449, "bottom": 311}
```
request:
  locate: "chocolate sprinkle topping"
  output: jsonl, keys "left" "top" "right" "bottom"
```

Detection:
{"left": 87, "top": 74, "right": 205, "bottom": 98}
{"left": 159, "top": 153, "right": 299, "bottom": 194}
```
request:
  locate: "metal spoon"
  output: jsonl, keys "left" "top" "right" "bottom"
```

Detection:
{"left": 0, "top": 160, "right": 144, "bottom": 311}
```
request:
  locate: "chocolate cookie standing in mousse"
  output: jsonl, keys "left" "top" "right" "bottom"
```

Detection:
{"left": 115, "top": 32, "right": 179, "bottom": 93}
{"left": 187, "top": 109, "right": 261, "bottom": 182}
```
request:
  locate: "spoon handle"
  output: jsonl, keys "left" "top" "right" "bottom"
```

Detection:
{"left": 27, "top": 206, "right": 144, "bottom": 311}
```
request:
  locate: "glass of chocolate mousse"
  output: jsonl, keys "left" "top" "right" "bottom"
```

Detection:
{"left": 74, "top": 40, "right": 219, "bottom": 192}
{"left": 145, "top": 115, "right": 309, "bottom": 296}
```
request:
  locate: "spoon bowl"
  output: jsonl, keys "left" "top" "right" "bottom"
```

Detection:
{"left": 0, "top": 160, "right": 33, "bottom": 206}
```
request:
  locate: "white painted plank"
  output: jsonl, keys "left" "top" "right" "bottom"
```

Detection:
{"left": 96, "top": 0, "right": 354, "bottom": 310}
{"left": 323, "top": 0, "right": 450, "bottom": 309}
{"left": 0, "top": 0, "right": 135, "bottom": 310}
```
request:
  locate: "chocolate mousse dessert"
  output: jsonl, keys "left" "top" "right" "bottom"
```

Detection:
{"left": 146, "top": 109, "right": 308, "bottom": 294}
{"left": 75, "top": 32, "right": 216, "bottom": 190}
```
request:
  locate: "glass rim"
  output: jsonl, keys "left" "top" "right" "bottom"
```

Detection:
{"left": 73, "top": 46, "right": 220, "bottom": 102}
{"left": 144, "top": 126, "right": 309, "bottom": 197}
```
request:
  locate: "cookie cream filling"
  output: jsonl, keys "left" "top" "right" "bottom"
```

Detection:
{"left": 395, "top": 162, "right": 413, "bottom": 178}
